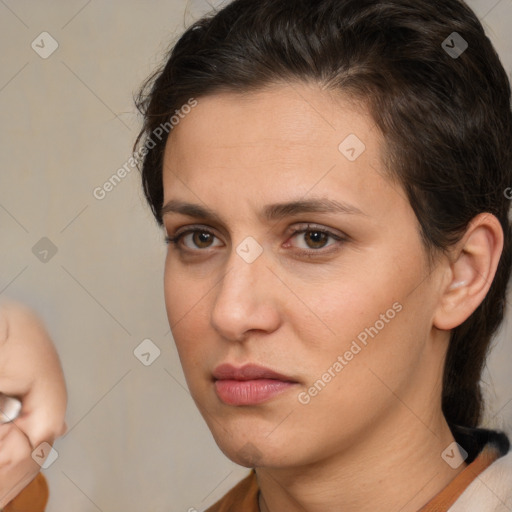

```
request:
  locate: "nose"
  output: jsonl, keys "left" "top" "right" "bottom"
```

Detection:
{"left": 210, "top": 245, "right": 281, "bottom": 342}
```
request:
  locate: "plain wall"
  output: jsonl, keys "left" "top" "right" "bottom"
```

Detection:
{"left": 0, "top": 1, "right": 511, "bottom": 510}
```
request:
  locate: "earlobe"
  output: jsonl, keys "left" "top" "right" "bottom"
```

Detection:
{"left": 433, "top": 213, "right": 504, "bottom": 331}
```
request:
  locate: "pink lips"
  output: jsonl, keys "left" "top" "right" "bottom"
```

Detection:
{"left": 213, "top": 363, "right": 298, "bottom": 405}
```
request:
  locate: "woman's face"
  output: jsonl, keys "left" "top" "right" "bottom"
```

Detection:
{"left": 161, "top": 83, "right": 447, "bottom": 469}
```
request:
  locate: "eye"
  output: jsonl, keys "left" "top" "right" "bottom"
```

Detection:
{"left": 165, "top": 226, "right": 223, "bottom": 251}
{"left": 286, "top": 224, "right": 345, "bottom": 253}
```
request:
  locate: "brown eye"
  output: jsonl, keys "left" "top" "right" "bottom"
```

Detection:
{"left": 303, "top": 230, "right": 330, "bottom": 249}
{"left": 166, "top": 227, "right": 223, "bottom": 251}
{"left": 288, "top": 225, "right": 344, "bottom": 253}
{"left": 191, "top": 231, "right": 215, "bottom": 248}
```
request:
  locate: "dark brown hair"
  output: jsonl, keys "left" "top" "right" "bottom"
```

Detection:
{"left": 134, "top": 0, "right": 512, "bottom": 436}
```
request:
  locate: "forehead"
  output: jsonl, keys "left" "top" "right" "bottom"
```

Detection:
{"left": 161, "top": 83, "right": 395, "bottom": 220}
{"left": 165, "top": 83, "right": 379, "bottom": 162}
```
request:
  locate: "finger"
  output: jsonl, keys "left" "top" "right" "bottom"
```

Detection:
{"left": 0, "top": 425, "right": 40, "bottom": 508}
{"left": 14, "top": 383, "right": 67, "bottom": 449}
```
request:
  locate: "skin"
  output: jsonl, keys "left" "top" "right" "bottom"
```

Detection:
{"left": 161, "top": 82, "right": 503, "bottom": 512}
{"left": 0, "top": 300, "right": 67, "bottom": 507}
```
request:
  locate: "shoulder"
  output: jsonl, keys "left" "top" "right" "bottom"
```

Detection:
{"left": 203, "top": 470, "right": 259, "bottom": 512}
{"left": 449, "top": 449, "right": 512, "bottom": 512}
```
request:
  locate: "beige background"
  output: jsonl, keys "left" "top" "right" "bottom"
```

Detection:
{"left": 0, "top": 1, "right": 511, "bottom": 510}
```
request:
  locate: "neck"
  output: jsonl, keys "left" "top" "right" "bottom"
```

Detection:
{"left": 255, "top": 410, "right": 466, "bottom": 512}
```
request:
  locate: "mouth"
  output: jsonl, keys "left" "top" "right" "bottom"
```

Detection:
{"left": 212, "top": 363, "right": 299, "bottom": 406}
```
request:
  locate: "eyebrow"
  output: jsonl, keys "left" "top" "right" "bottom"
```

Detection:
{"left": 160, "top": 197, "right": 366, "bottom": 223}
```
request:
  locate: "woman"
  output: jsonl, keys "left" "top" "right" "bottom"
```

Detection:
{"left": 1, "top": 0, "right": 511, "bottom": 510}
{"left": 133, "top": 0, "right": 512, "bottom": 510}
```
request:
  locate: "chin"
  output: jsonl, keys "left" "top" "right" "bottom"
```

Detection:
{"left": 212, "top": 429, "right": 298, "bottom": 469}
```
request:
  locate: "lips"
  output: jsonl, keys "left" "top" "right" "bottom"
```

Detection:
{"left": 213, "top": 363, "right": 295, "bottom": 382}
{"left": 213, "top": 364, "right": 298, "bottom": 406}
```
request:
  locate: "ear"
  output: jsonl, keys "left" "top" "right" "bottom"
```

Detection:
{"left": 433, "top": 213, "right": 504, "bottom": 331}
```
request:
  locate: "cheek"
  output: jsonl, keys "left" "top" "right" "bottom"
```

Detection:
{"left": 289, "top": 302, "right": 426, "bottom": 454}
{"left": 303, "top": 292, "right": 430, "bottom": 427}
{"left": 290, "top": 246, "right": 428, "bottom": 384}
{"left": 164, "top": 257, "right": 212, "bottom": 371}
{"left": 163, "top": 253, "right": 197, "bottom": 326}
{"left": 290, "top": 263, "right": 402, "bottom": 351}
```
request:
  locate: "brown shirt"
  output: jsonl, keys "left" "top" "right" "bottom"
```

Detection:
{"left": 3, "top": 474, "right": 48, "bottom": 512}
{"left": 205, "top": 440, "right": 504, "bottom": 512}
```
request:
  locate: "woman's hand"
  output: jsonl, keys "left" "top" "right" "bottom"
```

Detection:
{"left": 0, "top": 300, "right": 67, "bottom": 507}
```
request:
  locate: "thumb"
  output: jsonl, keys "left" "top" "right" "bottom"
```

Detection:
{"left": 15, "top": 385, "right": 67, "bottom": 449}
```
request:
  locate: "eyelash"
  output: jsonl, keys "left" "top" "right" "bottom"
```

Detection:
{"left": 164, "top": 224, "right": 346, "bottom": 258}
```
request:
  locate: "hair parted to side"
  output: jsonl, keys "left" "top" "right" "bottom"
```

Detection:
{"left": 134, "top": 0, "right": 512, "bottom": 436}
